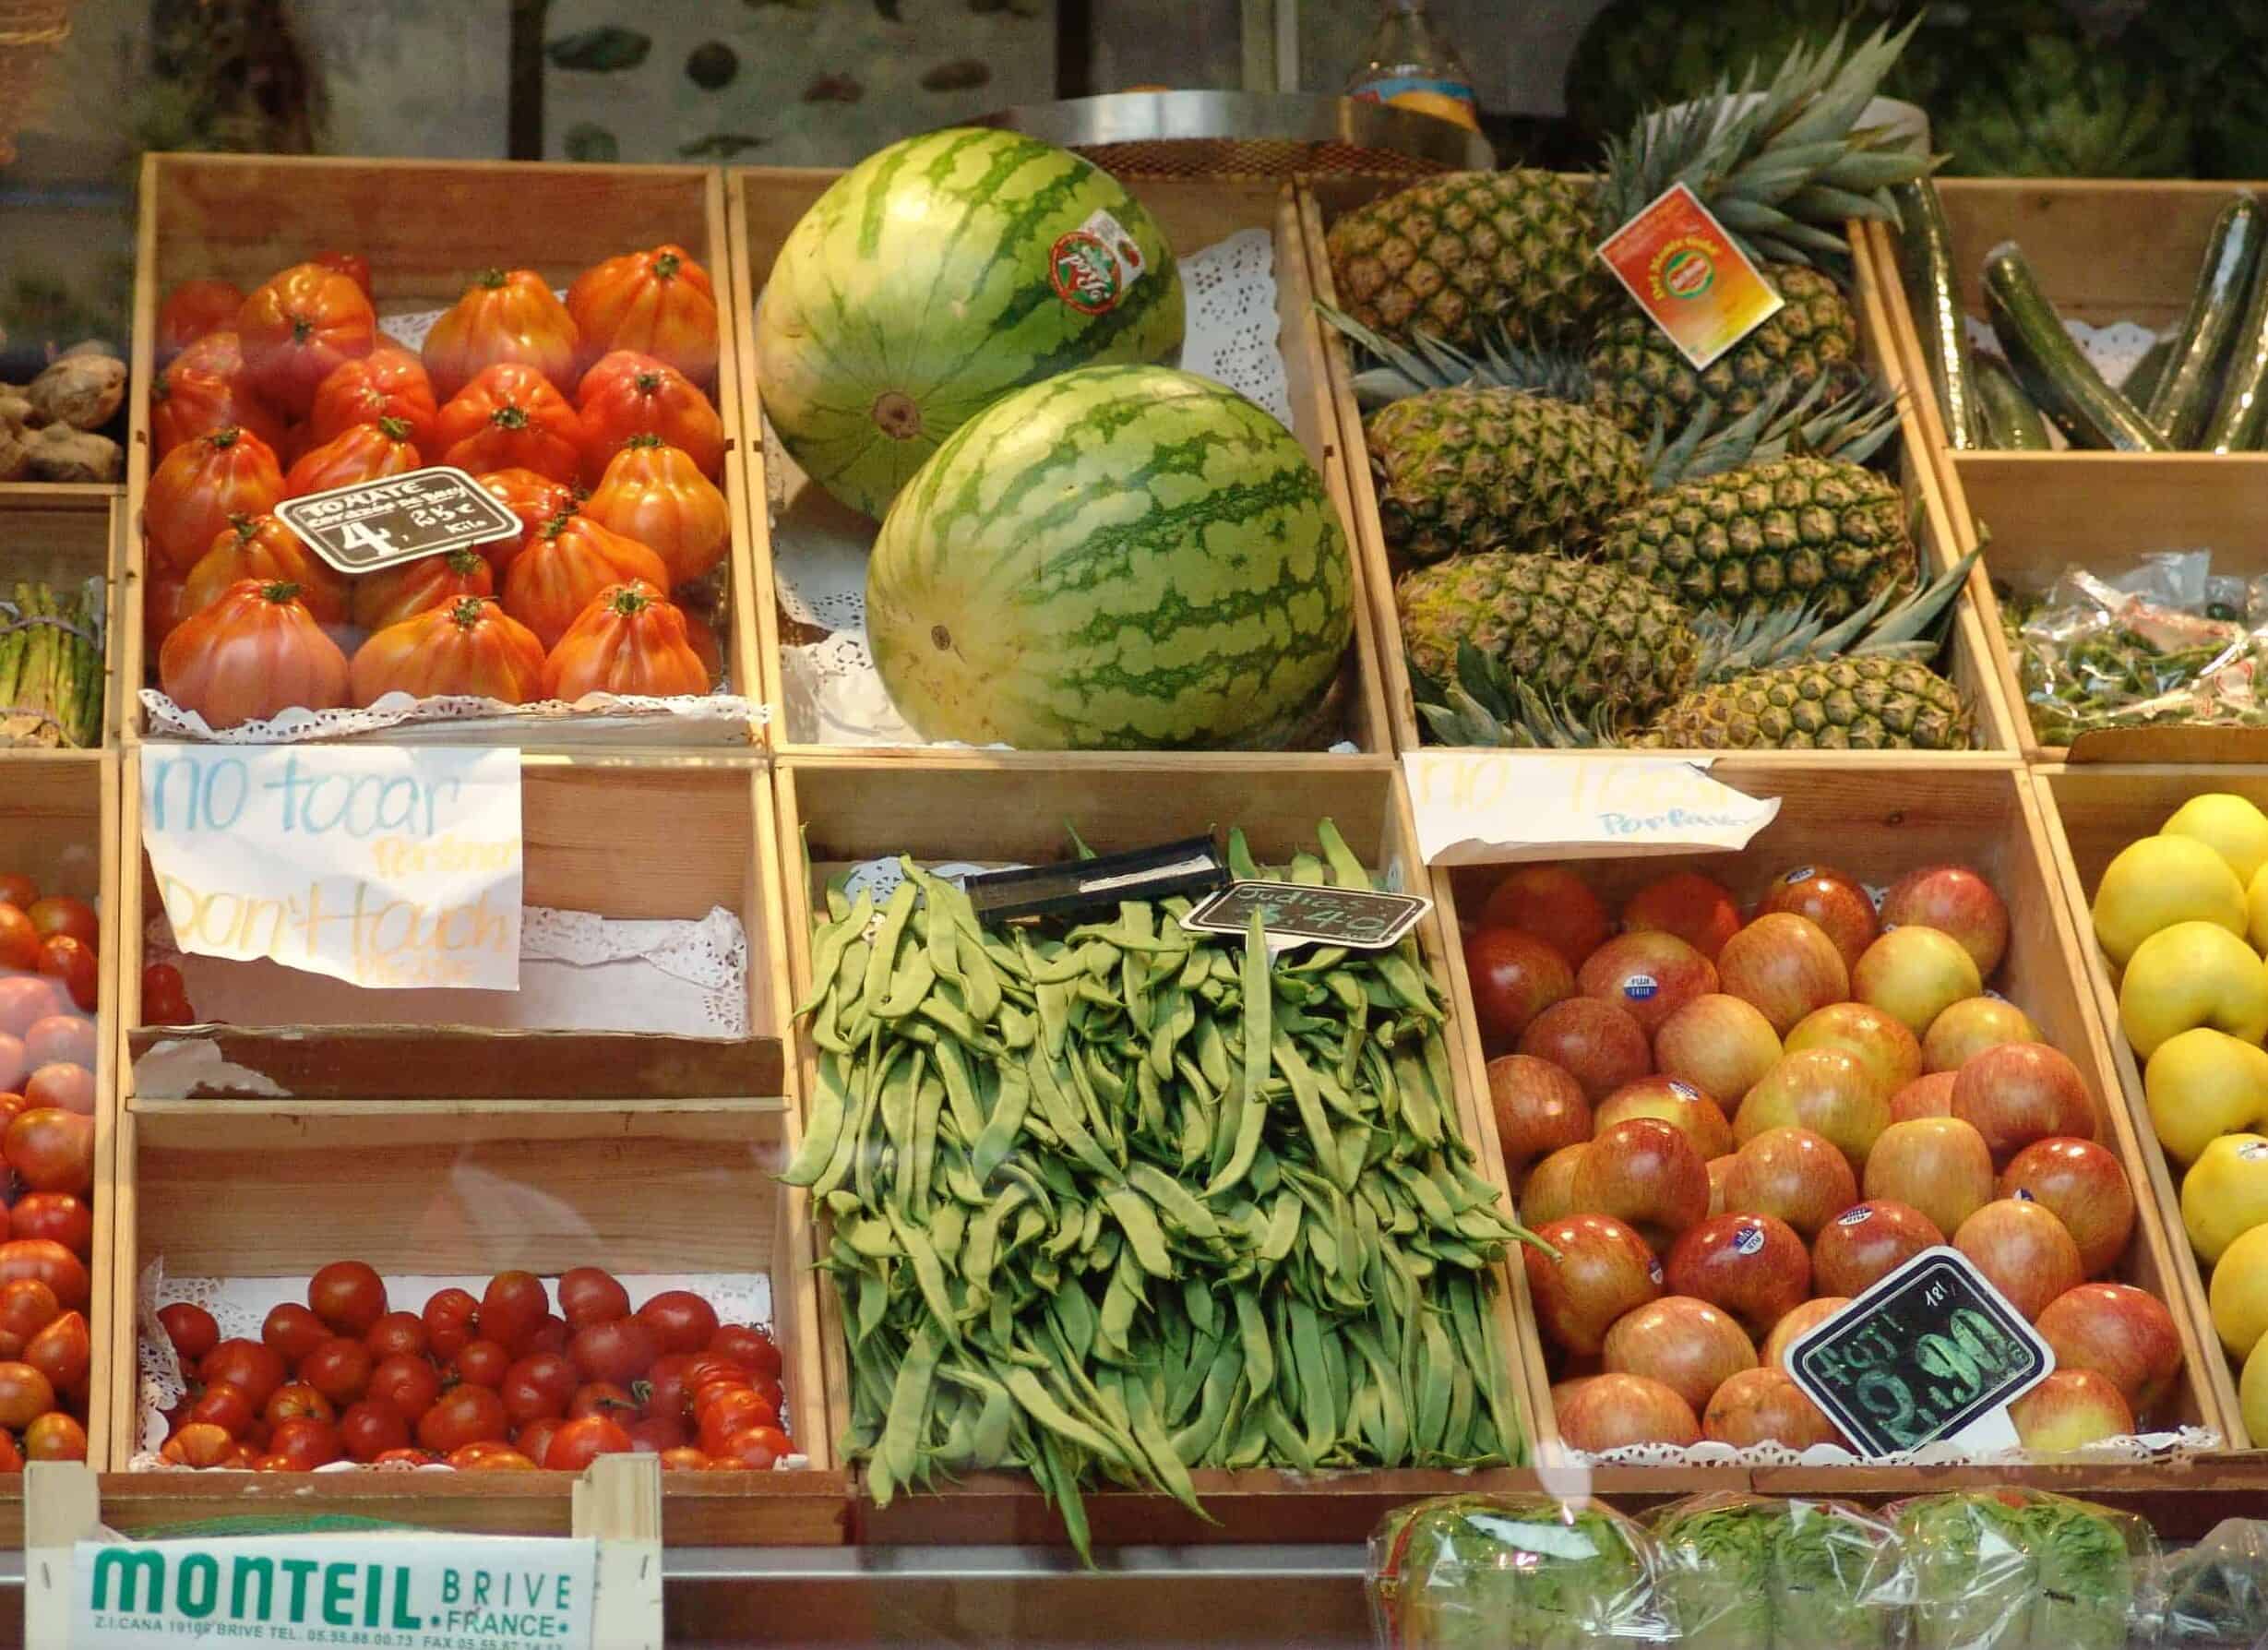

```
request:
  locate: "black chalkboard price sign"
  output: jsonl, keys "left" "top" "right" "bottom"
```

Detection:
{"left": 1785, "top": 1245, "right": 2055, "bottom": 1457}
{"left": 1179, "top": 879, "right": 1431, "bottom": 951}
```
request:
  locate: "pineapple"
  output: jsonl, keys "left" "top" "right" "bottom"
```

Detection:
{"left": 1641, "top": 657, "right": 1970, "bottom": 749}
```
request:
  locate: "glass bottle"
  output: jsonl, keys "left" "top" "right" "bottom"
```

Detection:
{"left": 1343, "top": 0, "right": 1480, "bottom": 132}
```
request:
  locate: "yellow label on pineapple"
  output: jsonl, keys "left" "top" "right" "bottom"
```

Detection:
{"left": 1596, "top": 183, "right": 1785, "bottom": 371}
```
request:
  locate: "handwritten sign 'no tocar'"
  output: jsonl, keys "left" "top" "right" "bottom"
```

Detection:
{"left": 139, "top": 745, "right": 524, "bottom": 991}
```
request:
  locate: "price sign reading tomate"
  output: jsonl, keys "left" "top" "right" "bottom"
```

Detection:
{"left": 275, "top": 464, "right": 519, "bottom": 575}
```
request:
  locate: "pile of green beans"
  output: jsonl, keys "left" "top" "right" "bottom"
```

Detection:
{"left": 780, "top": 821, "right": 1537, "bottom": 1556}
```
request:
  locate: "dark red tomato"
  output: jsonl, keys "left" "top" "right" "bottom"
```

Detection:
{"left": 367, "top": 1355, "right": 441, "bottom": 1424}
{"left": 749, "top": 1374, "right": 785, "bottom": 1415}
{"left": 658, "top": 1446, "right": 711, "bottom": 1472}
{"left": 23, "top": 1412, "right": 85, "bottom": 1462}
{"left": 449, "top": 1338, "right": 512, "bottom": 1391}
{"left": 567, "top": 1381, "right": 637, "bottom": 1421}
{"left": 717, "top": 1426, "right": 788, "bottom": 1470}
{"left": 479, "top": 1272, "right": 547, "bottom": 1353}
{"left": 24, "top": 1309, "right": 88, "bottom": 1391}
{"left": 370, "top": 1447, "right": 436, "bottom": 1467}
{"left": 307, "top": 1261, "right": 387, "bottom": 1336}
{"left": 338, "top": 1399, "right": 411, "bottom": 1463}
{"left": 141, "top": 962, "right": 193, "bottom": 1025}
{"left": 543, "top": 1416, "right": 634, "bottom": 1470}
{"left": 269, "top": 1417, "right": 342, "bottom": 1470}
{"left": 158, "top": 1301, "right": 216, "bottom": 1364}
{"left": 638, "top": 1353, "right": 697, "bottom": 1423}
{"left": 690, "top": 1375, "right": 754, "bottom": 1427}
{"left": 5, "top": 1109, "right": 93, "bottom": 1197}
{"left": 519, "top": 1313, "right": 570, "bottom": 1357}
{"left": 513, "top": 1417, "right": 565, "bottom": 1468}
{"left": 263, "top": 1381, "right": 334, "bottom": 1429}
{"left": 710, "top": 1323, "right": 782, "bottom": 1381}
{"left": 698, "top": 1391, "right": 778, "bottom": 1455}
{"left": 422, "top": 1287, "right": 479, "bottom": 1359}
{"left": 299, "top": 1337, "right": 373, "bottom": 1405}
{"left": 261, "top": 1302, "right": 329, "bottom": 1365}
{"left": 25, "top": 897, "right": 96, "bottom": 949}
{"left": 570, "top": 1319, "right": 659, "bottom": 1385}
{"left": 201, "top": 1338, "right": 287, "bottom": 1407}
{"left": 556, "top": 1266, "right": 630, "bottom": 1331}
{"left": 0, "top": 908, "right": 34, "bottom": 974}
{"left": 416, "top": 1383, "right": 509, "bottom": 1454}
{"left": 679, "top": 1353, "right": 743, "bottom": 1394}
{"left": 187, "top": 1381, "right": 257, "bottom": 1438}
{"left": 33, "top": 938, "right": 96, "bottom": 1015}
{"left": 0, "top": 876, "right": 37, "bottom": 910}
{"left": 626, "top": 1415, "right": 686, "bottom": 1453}
{"left": 10, "top": 1193, "right": 90, "bottom": 1256}
{"left": 636, "top": 1290, "right": 718, "bottom": 1355}
{"left": 500, "top": 1352, "right": 577, "bottom": 1425}
{"left": 363, "top": 1311, "right": 427, "bottom": 1361}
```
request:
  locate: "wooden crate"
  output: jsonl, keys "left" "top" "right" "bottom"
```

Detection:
{"left": 121, "top": 154, "right": 763, "bottom": 748}
{"left": 2027, "top": 763, "right": 2268, "bottom": 1446}
{"left": 1297, "top": 178, "right": 2023, "bottom": 761}
{"left": 728, "top": 169, "right": 1394, "bottom": 767}
{"left": 1426, "top": 758, "right": 2232, "bottom": 1465}
{"left": 0, "top": 484, "right": 122, "bottom": 753}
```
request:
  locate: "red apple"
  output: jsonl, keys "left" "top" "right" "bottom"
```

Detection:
{"left": 1596, "top": 1077, "right": 1735, "bottom": 1161}
{"left": 1999, "top": 1137, "right": 2134, "bottom": 1276}
{"left": 1883, "top": 863, "right": 2009, "bottom": 977}
{"left": 1705, "top": 1154, "right": 1733, "bottom": 1219}
{"left": 1703, "top": 1366, "right": 1846, "bottom": 1450}
{"left": 1785, "top": 1001, "right": 1923, "bottom": 1098}
{"left": 2035, "top": 1284, "right": 2184, "bottom": 1414}
{"left": 1735, "top": 1049, "right": 1892, "bottom": 1169}
{"left": 1761, "top": 1297, "right": 1852, "bottom": 1370}
{"left": 1622, "top": 870, "right": 1741, "bottom": 961}
{"left": 2010, "top": 1369, "right": 2135, "bottom": 1453}
{"left": 1519, "top": 998, "right": 1653, "bottom": 1104}
{"left": 1654, "top": 994, "right": 1783, "bottom": 1106}
{"left": 1721, "top": 1127, "right": 1858, "bottom": 1239}
{"left": 1549, "top": 1375, "right": 1595, "bottom": 1416}
{"left": 1717, "top": 913, "right": 1849, "bottom": 1035}
{"left": 1665, "top": 1213, "right": 1810, "bottom": 1337}
{"left": 1579, "top": 930, "right": 1718, "bottom": 1035}
{"left": 1481, "top": 866, "right": 1610, "bottom": 967}
{"left": 1954, "top": 1198, "right": 2085, "bottom": 1321}
{"left": 1572, "top": 1119, "right": 1712, "bottom": 1249}
{"left": 1488, "top": 1054, "right": 1592, "bottom": 1176}
{"left": 1555, "top": 1371, "right": 1701, "bottom": 1453}
{"left": 1863, "top": 1117, "right": 1996, "bottom": 1240}
{"left": 1522, "top": 1144, "right": 1587, "bottom": 1227}
{"left": 1602, "top": 1295, "right": 1758, "bottom": 1415}
{"left": 1952, "top": 1043, "right": 2096, "bottom": 1165}
{"left": 1523, "top": 1214, "right": 1664, "bottom": 1356}
{"left": 1889, "top": 1070, "right": 1960, "bottom": 1122}
{"left": 1852, "top": 926, "right": 1981, "bottom": 1037}
{"left": 1464, "top": 927, "right": 1573, "bottom": 1047}
{"left": 1812, "top": 1200, "right": 1944, "bottom": 1297}
{"left": 1923, "top": 997, "right": 2040, "bottom": 1074}
{"left": 1761, "top": 864, "right": 1879, "bottom": 972}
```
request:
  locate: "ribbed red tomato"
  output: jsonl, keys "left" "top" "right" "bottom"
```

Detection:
{"left": 350, "top": 546, "right": 495, "bottom": 634}
{"left": 424, "top": 268, "right": 580, "bottom": 399}
{"left": 567, "top": 245, "right": 719, "bottom": 385}
{"left": 157, "top": 280, "right": 247, "bottom": 360}
{"left": 152, "top": 332, "right": 292, "bottom": 458}
{"left": 543, "top": 581, "right": 710, "bottom": 701}
{"left": 435, "top": 364, "right": 580, "bottom": 484}
{"left": 582, "top": 436, "right": 729, "bottom": 583}
{"left": 159, "top": 580, "right": 349, "bottom": 728}
{"left": 574, "top": 352, "right": 723, "bottom": 484}
{"left": 181, "top": 513, "right": 350, "bottom": 625}
{"left": 310, "top": 249, "right": 373, "bottom": 298}
{"left": 474, "top": 468, "right": 580, "bottom": 576}
{"left": 503, "top": 517, "right": 670, "bottom": 652}
{"left": 308, "top": 347, "right": 438, "bottom": 455}
{"left": 145, "top": 427, "right": 286, "bottom": 574}
{"left": 281, "top": 414, "right": 422, "bottom": 498}
{"left": 235, "top": 262, "right": 377, "bottom": 415}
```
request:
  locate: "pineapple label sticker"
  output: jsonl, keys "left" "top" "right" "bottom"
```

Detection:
{"left": 1400, "top": 751, "right": 1780, "bottom": 866}
{"left": 73, "top": 1531, "right": 596, "bottom": 1649}
{"left": 1596, "top": 182, "right": 1785, "bottom": 370}
{"left": 275, "top": 464, "right": 520, "bottom": 575}
{"left": 138, "top": 744, "right": 524, "bottom": 991}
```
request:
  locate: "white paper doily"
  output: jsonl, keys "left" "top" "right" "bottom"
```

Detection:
{"left": 1551, "top": 1424, "right": 2219, "bottom": 1471}
{"left": 141, "top": 687, "right": 761, "bottom": 747}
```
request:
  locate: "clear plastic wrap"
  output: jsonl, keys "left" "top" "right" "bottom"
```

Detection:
{"left": 1893, "top": 1488, "right": 2160, "bottom": 1650}
{"left": 1367, "top": 1494, "right": 1668, "bottom": 1650}
{"left": 2159, "top": 1519, "right": 2268, "bottom": 1650}
{"left": 1648, "top": 1491, "right": 1905, "bottom": 1650}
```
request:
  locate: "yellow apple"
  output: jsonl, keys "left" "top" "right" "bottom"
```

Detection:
{"left": 2092, "top": 833, "right": 2247, "bottom": 967}
{"left": 2119, "top": 921, "right": 2268, "bottom": 1058}
{"left": 2248, "top": 864, "right": 2268, "bottom": 957}
{"left": 2145, "top": 1026, "right": 2268, "bottom": 1163}
{"left": 2163, "top": 794, "right": 2268, "bottom": 887}
{"left": 2213, "top": 1221, "right": 2268, "bottom": 1358}
{"left": 2183, "top": 1133, "right": 2268, "bottom": 1262}
{"left": 1921, "top": 997, "right": 2040, "bottom": 1074}
{"left": 1851, "top": 927, "right": 1981, "bottom": 1038}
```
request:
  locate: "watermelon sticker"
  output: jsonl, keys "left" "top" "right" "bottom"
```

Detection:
{"left": 1050, "top": 209, "right": 1147, "bottom": 317}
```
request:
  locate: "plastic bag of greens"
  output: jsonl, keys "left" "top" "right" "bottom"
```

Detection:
{"left": 2159, "top": 1519, "right": 2268, "bottom": 1648}
{"left": 1894, "top": 1488, "right": 2159, "bottom": 1650}
{"left": 1367, "top": 1494, "right": 1668, "bottom": 1649}
{"left": 1648, "top": 1491, "right": 1904, "bottom": 1650}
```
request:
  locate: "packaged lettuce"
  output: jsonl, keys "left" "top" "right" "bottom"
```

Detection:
{"left": 1895, "top": 1489, "right": 2156, "bottom": 1650}
{"left": 1367, "top": 1493, "right": 1666, "bottom": 1650}
{"left": 1649, "top": 1492, "right": 1903, "bottom": 1650}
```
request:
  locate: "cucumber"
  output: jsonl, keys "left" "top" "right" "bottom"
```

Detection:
{"left": 1892, "top": 179, "right": 1980, "bottom": 448}
{"left": 2205, "top": 221, "right": 2268, "bottom": 451}
{"left": 1983, "top": 242, "right": 2169, "bottom": 452}
{"left": 2121, "top": 336, "right": 2176, "bottom": 408}
{"left": 1975, "top": 354, "right": 2051, "bottom": 449}
{"left": 2146, "top": 193, "right": 2262, "bottom": 447}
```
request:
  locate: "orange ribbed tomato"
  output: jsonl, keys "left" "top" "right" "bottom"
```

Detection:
{"left": 310, "top": 249, "right": 373, "bottom": 299}
{"left": 159, "top": 580, "right": 350, "bottom": 728}
{"left": 182, "top": 515, "right": 350, "bottom": 625}
{"left": 145, "top": 427, "right": 286, "bottom": 575}
{"left": 473, "top": 470, "right": 579, "bottom": 578}
{"left": 542, "top": 581, "right": 710, "bottom": 700}
{"left": 308, "top": 348, "right": 438, "bottom": 455}
{"left": 574, "top": 353, "right": 723, "bottom": 484}
{"left": 349, "top": 597, "right": 546, "bottom": 708}
{"left": 424, "top": 269, "right": 580, "bottom": 401}
{"left": 351, "top": 547, "right": 495, "bottom": 634}
{"left": 566, "top": 245, "right": 719, "bottom": 386}
{"left": 503, "top": 516, "right": 671, "bottom": 651}
{"left": 155, "top": 280, "right": 245, "bottom": 362}
{"left": 282, "top": 416, "right": 422, "bottom": 500}
{"left": 581, "top": 436, "right": 728, "bottom": 583}
{"left": 235, "top": 263, "right": 376, "bottom": 416}
{"left": 436, "top": 365, "right": 580, "bottom": 485}
{"left": 150, "top": 334, "right": 290, "bottom": 459}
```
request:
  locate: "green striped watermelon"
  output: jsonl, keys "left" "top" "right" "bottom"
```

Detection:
{"left": 757, "top": 127, "right": 1187, "bottom": 520}
{"left": 866, "top": 365, "right": 1355, "bottom": 750}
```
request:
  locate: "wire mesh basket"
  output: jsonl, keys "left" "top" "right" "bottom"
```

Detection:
{"left": 975, "top": 92, "right": 1493, "bottom": 182}
{"left": 0, "top": 0, "right": 73, "bottom": 165}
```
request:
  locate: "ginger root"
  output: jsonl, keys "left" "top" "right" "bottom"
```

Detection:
{"left": 27, "top": 354, "right": 125, "bottom": 432}
{"left": 21, "top": 424, "right": 121, "bottom": 483}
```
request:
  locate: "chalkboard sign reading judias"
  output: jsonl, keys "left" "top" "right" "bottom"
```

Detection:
{"left": 1180, "top": 880, "right": 1431, "bottom": 951}
{"left": 1785, "top": 1245, "right": 2055, "bottom": 1457}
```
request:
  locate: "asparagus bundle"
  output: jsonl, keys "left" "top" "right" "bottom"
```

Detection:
{"left": 0, "top": 579, "right": 104, "bottom": 748}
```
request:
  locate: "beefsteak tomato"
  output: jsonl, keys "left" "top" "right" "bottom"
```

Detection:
{"left": 308, "top": 347, "right": 439, "bottom": 455}
{"left": 574, "top": 352, "right": 723, "bottom": 483}
{"left": 349, "top": 596, "right": 545, "bottom": 707}
{"left": 582, "top": 434, "right": 729, "bottom": 583}
{"left": 435, "top": 363, "right": 579, "bottom": 484}
{"left": 474, "top": 468, "right": 580, "bottom": 577}
{"left": 235, "top": 262, "right": 377, "bottom": 416}
{"left": 282, "top": 415, "right": 422, "bottom": 498}
{"left": 155, "top": 280, "right": 247, "bottom": 362}
{"left": 159, "top": 580, "right": 350, "bottom": 728}
{"left": 543, "top": 581, "right": 710, "bottom": 700}
{"left": 310, "top": 249, "right": 373, "bottom": 298}
{"left": 150, "top": 337, "right": 291, "bottom": 459}
{"left": 144, "top": 427, "right": 285, "bottom": 575}
{"left": 424, "top": 268, "right": 580, "bottom": 400}
{"left": 566, "top": 245, "right": 719, "bottom": 385}
{"left": 502, "top": 515, "right": 669, "bottom": 652}
{"left": 350, "top": 545, "right": 494, "bottom": 633}
{"left": 182, "top": 514, "right": 350, "bottom": 625}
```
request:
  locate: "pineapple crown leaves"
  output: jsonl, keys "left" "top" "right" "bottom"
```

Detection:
{"left": 1410, "top": 645, "right": 1617, "bottom": 749}
{"left": 1691, "top": 549, "right": 1982, "bottom": 676}
{"left": 1316, "top": 302, "right": 1593, "bottom": 409}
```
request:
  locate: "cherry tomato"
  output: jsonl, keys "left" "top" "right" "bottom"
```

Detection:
{"left": 710, "top": 1323, "right": 782, "bottom": 1381}
{"left": 657, "top": 1446, "right": 711, "bottom": 1472}
{"left": 636, "top": 1290, "right": 719, "bottom": 1356}
{"left": 370, "top": 1447, "right": 435, "bottom": 1468}
{"left": 368, "top": 1354, "right": 441, "bottom": 1424}
{"left": 201, "top": 1338, "right": 287, "bottom": 1407}
{"left": 269, "top": 1417, "right": 342, "bottom": 1470}
{"left": 717, "top": 1426, "right": 787, "bottom": 1470}
{"left": 460, "top": 1447, "right": 539, "bottom": 1471}
{"left": 185, "top": 1380, "right": 256, "bottom": 1438}
{"left": 300, "top": 1336, "right": 373, "bottom": 1405}
{"left": 569, "top": 1319, "right": 659, "bottom": 1385}
{"left": 557, "top": 1266, "right": 630, "bottom": 1331}
{"left": 626, "top": 1415, "right": 686, "bottom": 1453}
{"left": 34, "top": 938, "right": 97, "bottom": 1015}
{"left": 514, "top": 1417, "right": 565, "bottom": 1468}
{"left": 449, "top": 1338, "right": 512, "bottom": 1391}
{"left": 0, "top": 907, "right": 36, "bottom": 973}
{"left": 161, "top": 1420, "right": 237, "bottom": 1467}
{"left": 0, "top": 1429, "right": 25, "bottom": 1472}
{"left": 23, "top": 1063, "right": 92, "bottom": 1117}
{"left": 26, "top": 897, "right": 96, "bottom": 949}
{"left": 417, "top": 1383, "right": 509, "bottom": 1454}
{"left": 23, "top": 1016, "right": 96, "bottom": 1072}
{"left": 422, "top": 1287, "right": 479, "bottom": 1359}
{"left": 5, "top": 1109, "right": 92, "bottom": 1195}
{"left": 544, "top": 1415, "right": 634, "bottom": 1470}
{"left": 261, "top": 1301, "right": 329, "bottom": 1365}
{"left": 338, "top": 1399, "right": 411, "bottom": 1462}
{"left": 25, "top": 1411, "right": 85, "bottom": 1462}
{"left": 479, "top": 1272, "right": 547, "bottom": 1353}
{"left": 0, "top": 976, "right": 55, "bottom": 1037}
{"left": 501, "top": 1352, "right": 577, "bottom": 1425}
{"left": 262, "top": 1381, "right": 334, "bottom": 1429}
{"left": 0, "top": 1280, "right": 60, "bottom": 1354}
{"left": 638, "top": 1353, "right": 697, "bottom": 1423}
{"left": 0, "top": 876, "right": 38, "bottom": 910}
{"left": 567, "top": 1381, "right": 637, "bottom": 1420}
{"left": 24, "top": 1309, "right": 88, "bottom": 1392}
{"left": 307, "top": 1261, "right": 387, "bottom": 1336}
{"left": 141, "top": 962, "right": 193, "bottom": 1024}
{"left": 519, "top": 1313, "right": 570, "bottom": 1357}
{"left": 11, "top": 1193, "right": 90, "bottom": 1256}
{"left": 363, "top": 1310, "right": 427, "bottom": 1361}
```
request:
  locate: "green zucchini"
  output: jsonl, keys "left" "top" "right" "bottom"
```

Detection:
{"left": 1983, "top": 242, "right": 2169, "bottom": 451}
{"left": 2205, "top": 221, "right": 2268, "bottom": 451}
{"left": 2121, "top": 336, "right": 2176, "bottom": 408}
{"left": 1893, "top": 179, "right": 1980, "bottom": 448}
{"left": 2147, "top": 193, "right": 2262, "bottom": 447}
{"left": 1975, "top": 353, "right": 2051, "bottom": 449}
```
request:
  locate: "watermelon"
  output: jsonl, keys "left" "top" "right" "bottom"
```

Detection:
{"left": 757, "top": 127, "right": 1187, "bottom": 520}
{"left": 866, "top": 365, "right": 1354, "bottom": 750}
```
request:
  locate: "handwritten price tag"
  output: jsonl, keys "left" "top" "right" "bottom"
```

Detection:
{"left": 1400, "top": 751, "right": 1780, "bottom": 866}
{"left": 139, "top": 745, "right": 523, "bottom": 991}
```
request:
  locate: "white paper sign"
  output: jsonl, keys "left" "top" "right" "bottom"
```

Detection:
{"left": 74, "top": 1532, "right": 595, "bottom": 1649}
{"left": 139, "top": 745, "right": 523, "bottom": 991}
{"left": 1401, "top": 751, "right": 1781, "bottom": 866}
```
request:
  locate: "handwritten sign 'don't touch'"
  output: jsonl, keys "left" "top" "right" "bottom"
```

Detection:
{"left": 139, "top": 745, "right": 523, "bottom": 991}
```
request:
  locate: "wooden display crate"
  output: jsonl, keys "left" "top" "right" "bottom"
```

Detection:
{"left": 1425, "top": 758, "right": 2232, "bottom": 1465}
{"left": 0, "top": 484, "right": 121, "bottom": 754}
{"left": 728, "top": 169, "right": 1394, "bottom": 765}
{"left": 2029, "top": 763, "right": 2268, "bottom": 1446}
{"left": 122, "top": 154, "right": 763, "bottom": 747}
{"left": 1298, "top": 179, "right": 2023, "bottom": 761}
